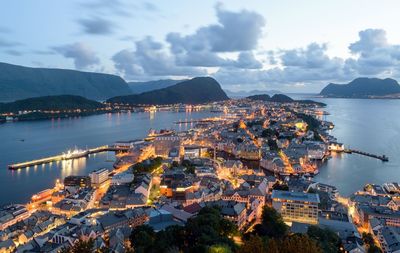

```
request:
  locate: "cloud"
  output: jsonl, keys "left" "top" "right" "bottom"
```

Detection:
{"left": 112, "top": 36, "right": 205, "bottom": 80}
{"left": 347, "top": 28, "right": 400, "bottom": 75}
{"left": 234, "top": 52, "right": 263, "bottom": 69}
{"left": 213, "top": 42, "right": 354, "bottom": 90}
{"left": 80, "top": 0, "right": 132, "bottom": 17}
{"left": 0, "top": 26, "right": 10, "bottom": 34}
{"left": 53, "top": 42, "right": 100, "bottom": 69}
{"left": 78, "top": 17, "right": 116, "bottom": 35}
{"left": 142, "top": 2, "right": 158, "bottom": 12}
{"left": 0, "top": 37, "right": 22, "bottom": 48}
{"left": 4, "top": 49, "right": 22, "bottom": 56}
{"left": 166, "top": 5, "right": 265, "bottom": 54}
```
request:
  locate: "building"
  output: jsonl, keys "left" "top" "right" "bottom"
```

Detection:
{"left": 111, "top": 172, "right": 134, "bottom": 186}
{"left": 154, "top": 136, "right": 181, "bottom": 158}
{"left": 272, "top": 190, "right": 320, "bottom": 225}
{"left": 63, "top": 176, "right": 91, "bottom": 188}
{"left": 89, "top": 168, "right": 109, "bottom": 187}
{"left": 0, "top": 205, "right": 30, "bottom": 230}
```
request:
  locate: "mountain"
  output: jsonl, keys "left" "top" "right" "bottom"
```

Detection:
{"left": 0, "top": 95, "right": 105, "bottom": 113}
{"left": 225, "top": 89, "right": 282, "bottom": 98}
{"left": 247, "top": 94, "right": 293, "bottom": 102}
{"left": 108, "top": 77, "right": 229, "bottom": 105}
{"left": 247, "top": 93, "right": 325, "bottom": 106}
{"left": 320, "top": 77, "right": 400, "bottom": 98}
{"left": 128, "top": 79, "right": 187, "bottom": 94}
{"left": 247, "top": 94, "right": 271, "bottom": 101}
{"left": 0, "top": 62, "right": 132, "bottom": 102}
{"left": 270, "top": 94, "right": 294, "bottom": 103}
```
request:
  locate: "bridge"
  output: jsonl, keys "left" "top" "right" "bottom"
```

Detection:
{"left": 344, "top": 149, "right": 389, "bottom": 162}
{"left": 8, "top": 145, "right": 130, "bottom": 170}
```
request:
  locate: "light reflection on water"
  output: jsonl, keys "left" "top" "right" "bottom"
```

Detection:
{"left": 0, "top": 110, "right": 219, "bottom": 204}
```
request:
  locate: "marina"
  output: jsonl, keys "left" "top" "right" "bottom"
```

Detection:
{"left": 8, "top": 145, "right": 130, "bottom": 170}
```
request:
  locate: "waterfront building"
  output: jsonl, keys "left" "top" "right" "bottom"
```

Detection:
{"left": 64, "top": 175, "right": 91, "bottom": 188}
{"left": 89, "top": 168, "right": 109, "bottom": 187}
{"left": 272, "top": 190, "right": 320, "bottom": 225}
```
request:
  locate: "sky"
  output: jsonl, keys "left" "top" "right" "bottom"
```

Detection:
{"left": 1, "top": 0, "right": 400, "bottom": 92}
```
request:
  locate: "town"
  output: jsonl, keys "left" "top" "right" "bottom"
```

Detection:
{"left": 0, "top": 98, "right": 397, "bottom": 253}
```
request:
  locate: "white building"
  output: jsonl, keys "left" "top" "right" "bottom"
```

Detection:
{"left": 89, "top": 168, "right": 109, "bottom": 187}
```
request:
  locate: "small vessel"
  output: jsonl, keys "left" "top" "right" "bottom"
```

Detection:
{"left": 62, "top": 148, "right": 89, "bottom": 160}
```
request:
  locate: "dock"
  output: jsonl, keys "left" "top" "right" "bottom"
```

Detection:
{"left": 344, "top": 149, "right": 389, "bottom": 162}
{"left": 8, "top": 145, "right": 130, "bottom": 170}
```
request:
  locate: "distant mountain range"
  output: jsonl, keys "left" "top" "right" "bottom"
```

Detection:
{"left": 225, "top": 89, "right": 282, "bottom": 98}
{"left": 128, "top": 79, "right": 187, "bottom": 94}
{"left": 0, "top": 95, "right": 105, "bottom": 113}
{"left": 108, "top": 77, "right": 229, "bottom": 105}
{"left": 0, "top": 62, "right": 132, "bottom": 102}
{"left": 320, "top": 77, "right": 400, "bottom": 98}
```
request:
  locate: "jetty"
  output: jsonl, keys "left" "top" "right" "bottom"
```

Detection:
{"left": 344, "top": 149, "right": 389, "bottom": 162}
{"left": 8, "top": 145, "right": 130, "bottom": 170}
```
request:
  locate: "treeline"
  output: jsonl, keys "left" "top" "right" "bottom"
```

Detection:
{"left": 0, "top": 95, "right": 106, "bottom": 114}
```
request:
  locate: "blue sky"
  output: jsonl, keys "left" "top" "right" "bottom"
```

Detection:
{"left": 1, "top": 0, "right": 400, "bottom": 92}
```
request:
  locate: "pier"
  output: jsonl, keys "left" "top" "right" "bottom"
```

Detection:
{"left": 344, "top": 149, "right": 389, "bottom": 162}
{"left": 8, "top": 145, "right": 130, "bottom": 170}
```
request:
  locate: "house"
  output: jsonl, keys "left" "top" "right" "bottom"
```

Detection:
{"left": 206, "top": 200, "right": 247, "bottom": 229}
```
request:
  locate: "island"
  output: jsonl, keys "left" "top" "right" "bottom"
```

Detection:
{"left": 107, "top": 77, "right": 229, "bottom": 105}
{"left": 320, "top": 77, "right": 400, "bottom": 98}
{"left": 247, "top": 93, "right": 326, "bottom": 106}
{"left": 0, "top": 95, "right": 109, "bottom": 121}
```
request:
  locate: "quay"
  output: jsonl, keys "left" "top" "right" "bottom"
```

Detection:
{"left": 8, "top": 145, "right": 130, "bottom": 170}
{"left": 344, "top": 149, "right": 389, "bottom": 162}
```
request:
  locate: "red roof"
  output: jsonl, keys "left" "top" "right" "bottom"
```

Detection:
{"left": 183, "top": 202, "right": 202, "bottom": 214}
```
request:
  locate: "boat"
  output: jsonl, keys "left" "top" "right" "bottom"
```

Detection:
{"left": 62, "top": 148, "right": 89, "bottom": 160}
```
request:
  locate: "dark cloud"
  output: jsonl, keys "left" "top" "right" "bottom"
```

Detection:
{"left": 78, "top": 17, "right": 116, "bottom": 35}
{"left": 53, "top": 42, "right": 100, "bottom": 69}
{"left": 234, "top": 52, "right": 263, "bottom": 69}
{"left": 112, "top": 36, "right": 205, "bottom": 80}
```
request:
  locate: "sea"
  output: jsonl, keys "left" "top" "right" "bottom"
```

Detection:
{"left": 0, "top": 97, "right": 399, "bottom": 204}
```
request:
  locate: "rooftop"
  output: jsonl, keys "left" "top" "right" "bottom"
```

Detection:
{"left": 272, "top": 190, "right": 320, "bottom": 203}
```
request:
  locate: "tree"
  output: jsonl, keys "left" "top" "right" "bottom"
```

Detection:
{"left": 254, "top": 206, "right": 288, "bottom": 238}
{"left": 278, "top": 234, "right": 322, "bottom": 253}
{"left": 130, "top": 225, "right": 156, "bottom": 253}
{"left": 238, "top": 235, "right": 267, "bottom": 253}
{"left": 208, "top": 244, "right": 232, "bottom": 253}
{"left": 272, "top": 182, "right": 289, "bottom": 191}
{"left": 307, "top": 225, "right": 341, "bottom": 253}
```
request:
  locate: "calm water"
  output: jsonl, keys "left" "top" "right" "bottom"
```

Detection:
{"left": 311, "top": 98, "right": 400, "bottom": 196}
{"left": 1, "top": 99, "right": 399, "bottom": 204}
{"left": 0, "top": 111, "right": 218, "bottom": 204}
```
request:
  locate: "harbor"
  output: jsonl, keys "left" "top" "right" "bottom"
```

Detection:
{"left": 7, "top": 145, "right": 130, "bottom": 170}
{"left": 344, "top": 149, "right": 389, "bottom": 162}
